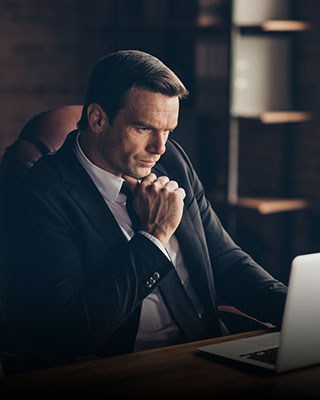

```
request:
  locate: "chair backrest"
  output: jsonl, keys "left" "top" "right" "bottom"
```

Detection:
{"left": 0, "top": 105, "right": 83, "bottom": 374}
{"left": 1, "top": 105, "right": 83, "bottom": 183}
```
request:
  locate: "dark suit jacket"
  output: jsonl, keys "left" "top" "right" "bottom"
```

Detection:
{"left": 3, "top": 131, "right": 287, "bottom": 366}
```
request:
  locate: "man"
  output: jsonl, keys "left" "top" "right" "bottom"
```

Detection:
{"left": 3, "top": 50, "right": 287, "bottom": 368}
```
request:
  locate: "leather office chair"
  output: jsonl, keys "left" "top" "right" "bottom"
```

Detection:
{"left": 0, "top": 259, "right": 18, "bottom": 377}
{"left": 0, "top": 255, "right": 6, "bottom": 378}
{"left": 0, "top": 105, "right": 83, "bottom": 374}
{"left": 1, "top": 105, "right": 83, "bottom": 185}
{"left": 0, "top": 202, "right": 21, "bottom": 376}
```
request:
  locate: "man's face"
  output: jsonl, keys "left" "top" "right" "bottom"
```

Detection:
{"left": 96, "top": 87, "right": 179, "bottom": 179}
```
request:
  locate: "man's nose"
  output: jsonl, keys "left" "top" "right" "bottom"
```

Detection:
{"left": 147, "top": 133, "right": 166, "bottom": 155}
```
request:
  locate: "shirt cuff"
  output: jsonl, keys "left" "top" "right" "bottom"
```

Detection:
{"left": 138, "top": 230, "right": 171, "bottom": 261}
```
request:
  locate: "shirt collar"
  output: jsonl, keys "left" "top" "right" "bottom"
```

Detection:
{"left": 74, "top": 131, "right": 124, "bottom": 202}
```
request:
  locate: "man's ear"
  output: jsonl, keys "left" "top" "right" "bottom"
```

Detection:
{"left": 87, "top": 103, "right": 109, "bottom": 133}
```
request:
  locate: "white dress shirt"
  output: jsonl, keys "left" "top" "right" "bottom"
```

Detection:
{"left": 74, "top": 132, "right": 203, "bottom": 350}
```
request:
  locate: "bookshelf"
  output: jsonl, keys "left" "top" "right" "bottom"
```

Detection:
{"left": 189, "top": 0, "right": 316, "bottom": 280}
{"left": 192, "top": 1, "right": 314, "bottom": 213}
{"left": 221, "top": 0, "right": 315, "bottom": 280}
{"left": 227, "top": 0, "right": 313, "bottom": 213}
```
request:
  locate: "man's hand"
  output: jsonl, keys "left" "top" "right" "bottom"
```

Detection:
{"left": 123, "top": 173, "right": 186, "bottom": 246}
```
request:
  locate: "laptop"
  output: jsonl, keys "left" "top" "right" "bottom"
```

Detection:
{"left": 198, "top": 252, "right": 320, "bottom": 373}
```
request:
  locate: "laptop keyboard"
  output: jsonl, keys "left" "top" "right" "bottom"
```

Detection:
{"left": 240, "top": 346, "right": 279, "bottom": 365}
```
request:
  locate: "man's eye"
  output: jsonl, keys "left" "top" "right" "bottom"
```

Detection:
{"left": 137, "top": 126, "right": 151, "bottom": 133}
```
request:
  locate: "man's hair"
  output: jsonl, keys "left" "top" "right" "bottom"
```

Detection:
{"left": 78, "top": 49, "right": 189, "bottom": 130}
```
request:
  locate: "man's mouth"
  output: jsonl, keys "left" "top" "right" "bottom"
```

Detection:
{"left": 139, "top": 160, "right": 157, "bottom": 167}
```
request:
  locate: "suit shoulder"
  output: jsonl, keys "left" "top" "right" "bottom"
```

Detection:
{"left": 9, "top": 154, "right": 62, "bottom": 197}
{"left": 162, "top": 139, "right": 194, "bottom": 171}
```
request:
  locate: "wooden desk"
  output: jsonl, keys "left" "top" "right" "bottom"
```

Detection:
{"left": 1, "top": 331, "right": 320, "bottom": 398}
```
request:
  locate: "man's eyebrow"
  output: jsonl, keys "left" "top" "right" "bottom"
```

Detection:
{"left": 131, "top": 120, "right": 152, "bottom": 127}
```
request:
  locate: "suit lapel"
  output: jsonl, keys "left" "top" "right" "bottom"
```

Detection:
{"left": 158, "top": 269, "right": 212, "bottom": 341}
{"left": 176, "top": 209, "right": 221, "bottom": 334}
{"left": 69, "top": 184, "right": 126, "bottom": 247}
{"left": 152, "top": 163, "right": 167, "bottom": 178}
{"left": 153, "top": 162, "right": 216, "bottom": 307}
{"left": 152, "top": 163, "right": 221, "bottom": 338}
{"left": 176, "top": 211, "right": 217, "bottom": 306}
{"left": 56, "top": 132, "right": 126, "bottom": 248}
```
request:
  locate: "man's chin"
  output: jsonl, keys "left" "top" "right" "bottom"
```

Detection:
{"left": 128, "top": 167, "right": 152, "bottom": 180}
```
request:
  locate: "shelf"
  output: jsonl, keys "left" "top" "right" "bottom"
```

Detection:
{"left": 237, "top": 20, "right": 314, "bottom": 33}
{"left": 233, "top": 111, "right": 314, "bottom": 124}
{"left": 261, "top": 20, "right": 314, "bottom": 32}
{"left": 235, "top": 197, "right": 310, "bottom": 214}
{"left": 208, "top": 192, "right": 310, "bottom": 214}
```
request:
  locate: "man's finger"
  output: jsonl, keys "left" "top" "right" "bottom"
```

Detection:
{"left": 156, "top": 176, "right": 170, "bottom": 185}
{"left": 176, "top": 187, "right": 186, "bottom": 200}
{"left": 165, "top": 180, "right": 179, "bottom": 191}
{"left": 142, "top": 173, "right": 157, "bottom": 183}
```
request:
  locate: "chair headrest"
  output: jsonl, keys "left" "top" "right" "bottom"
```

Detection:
{"left": 1, "top": 105, "right": 83, "bottom": 182}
